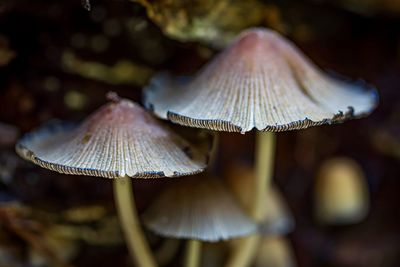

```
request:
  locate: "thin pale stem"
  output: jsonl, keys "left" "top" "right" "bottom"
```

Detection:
{"left": 184, "top": 240, "right": 202, "bottom": 267}
{"left": 225, "top": 131, "right": 276, "bottom": 267}
{"left": 113, "top": 177, "right": 158, "bottom": 267}
{"left": 252, "top": 131, "right": 276, "bottom": 220}
{"left": 225, "top": 235, "right": 261, "bottom": 267}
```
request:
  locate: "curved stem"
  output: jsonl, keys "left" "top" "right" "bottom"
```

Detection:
{"left": 113, "top": 177, "right": 158, "bottom": 267}
{"left": 225, "top": 235, "right": 261, "bottom": 267}
{"left": 185, "top": 240, "right": 202, "bottom": 267}
{"left": 225, "top": 131, "right": 276, "bottom": 267}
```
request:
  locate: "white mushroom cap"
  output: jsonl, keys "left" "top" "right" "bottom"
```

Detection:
{"left": 142, "top": 175, "right": 257, "bottom": 241}
{"left": 16, "top": 95, "right": 210, "bottom": 178}
{"left": 144, "top": 28, "right": 377, "bottom": 133}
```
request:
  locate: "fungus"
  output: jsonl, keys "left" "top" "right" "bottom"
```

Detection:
{"left": 145, "top": 28, "right": 376, "bottom": 133}
{"left": 16, "top": 93, "right": 210, "bottom": 267}
{"left": 225, "top": 164, "right": 294, "bottom": 235}
{"left": 314, "top": 157, "right": 369, "bottom": 225}
{"left": 142, "top": 174, "right": 257, "bottom": 267}
{"left": 144, "top": 27, "right": 377, "bottom": 266}
{"left": 254, "top": 236, "right": 296, "bottom": 267}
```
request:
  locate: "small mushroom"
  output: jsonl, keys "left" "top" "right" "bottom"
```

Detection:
{"left": 142, "top": 174, "right": 257, "bottom": 241}
{"left": 254, "top": 236, "right": 296, "bottom": 267}
{"left": 16, "top": 95, "right": 207, "bottom": 178}
{"left": 16, "top": 93, "right": 211, "bottom": 267}
{"left": 314, "top": 157, "right": 369, "bottom": 225}
{"left": 143, "top": 174, "right": 257, "bottom": 267}
{"left": 225, "top": 164, "right": 294, "bottom": 235}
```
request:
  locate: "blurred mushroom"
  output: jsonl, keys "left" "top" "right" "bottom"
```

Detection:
{"left": 144, "top": 27, "right": 377, "bottom": 266}
{"left": 142, "top": 174, "right": 257, "bottom": 267}
{"left": 314, "top": 157, "right": 369, "bottom": 225}
{"left": 16, "top": 93, "right": 211, "bottom": 267}
{"left": 254, "top": 236, "right": 296, "bottom": 267}
{"left": 143, "top": 175, "right": 256, "bottom": 241}
{"left": 225, "top": 164, "right": 294, "bottom": 236}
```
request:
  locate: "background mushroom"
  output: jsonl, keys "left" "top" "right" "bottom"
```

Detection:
{"left": 16, "top": 93, "right": 211, "bottom": 267}
{"left": 144, "top": 27, "right": 377, "bottom": 266}
{"left": 254, "top": 236, "right": 296, "bottom": 267}
{"left": 142, "top": 174, "right": 257, "bottom": 267}
{"left": 224, "top": 164, "right": 294, "bottom": 236}
{"left": 314, "top": 157, "right": 369, "bottom": 225}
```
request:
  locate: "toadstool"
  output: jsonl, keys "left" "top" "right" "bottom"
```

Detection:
{"left": 142, "top": 174, "right": 257, "bottom": 267}
{"left": 144, "top": 27, "right": 377, "bottom": 267}
{"left": 16, "top": 93, "right": 210, "bottom": 267}
{"left": 314, "top": 157, "right": 369, "bottom": 225}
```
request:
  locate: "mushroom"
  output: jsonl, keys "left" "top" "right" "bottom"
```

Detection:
{"left": 225, "top": 164, "right": 294, "bottom": 236}
{"left": 253, "top": 236, "right": 296, "bottom": 267}
{"left": 314, "top": 157, "right": 369, "bottom": 225}
{"left": 142, "top": 174, "right": 257, "bottom": 267}
{"left": 144, "top": 27, "right": 377, "bottom": 266}
{"left": 16, "top": 93, "right": 210, "bottom": 267}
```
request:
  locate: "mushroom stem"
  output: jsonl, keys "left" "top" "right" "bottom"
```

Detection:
{"left": 253, "top": 131, "right": 276, "bottom": 220}
{"left": 185, "top": 240, "right": 202, "bottom": 267}
{"left": 113, "top": 177, "right": 158, "bottom": 267}
{"left": 225, "top": 235, "right": 261, "bottom": 267}
{"left": 226, "top": 131, "right": 276, "bottom": 267}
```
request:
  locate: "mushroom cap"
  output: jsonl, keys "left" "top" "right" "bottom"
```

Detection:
{"left": 142, "top": 175, "right": 257, "bottom": 241}
{"left": 144, "top": 27, "right": 377, "bottom": 133}
{"left": 314, "top": 157, "right": 369, "bottom": 225}
{"left": 225, "top": 164, "right": 294, "bottom": 235}
{"left": 16, "top": 97, "right": 210, "bottom": 178}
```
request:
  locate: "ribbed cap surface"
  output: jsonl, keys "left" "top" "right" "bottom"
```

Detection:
{"left": 145, "top": 28, "right": 377, "bottom": 133}
{"left": 16, "top": 97, "right": 210, "bottom": 178}
{"left": 142, "top": 175, "right": 257, "bottom": 241}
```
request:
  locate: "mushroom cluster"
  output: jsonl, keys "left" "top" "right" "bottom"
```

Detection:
{"left": 16, "top": 27, "right": 377, "bottom": 267}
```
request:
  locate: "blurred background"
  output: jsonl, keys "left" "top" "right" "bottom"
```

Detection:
{"left": 0, "top": 0, "right": 399, "bottom": 266}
